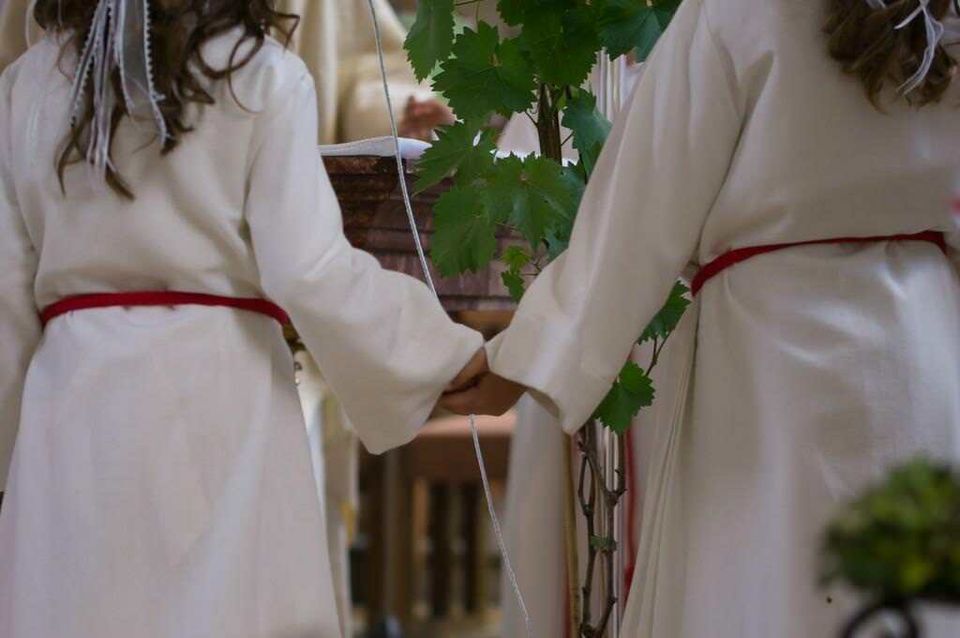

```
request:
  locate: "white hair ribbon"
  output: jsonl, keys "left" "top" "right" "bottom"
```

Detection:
{"left": 865, "top": 0, "right": 947, "bottom": 95}
{"left": 65, "top": 0, "right": 169, "bottom": 182}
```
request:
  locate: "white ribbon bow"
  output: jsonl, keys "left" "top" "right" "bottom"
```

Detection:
{"left": 865, "top": 0, "right": 947, "bottom": 95}
{"left": 63, "top": 0, "right": 169, "bottom": 180}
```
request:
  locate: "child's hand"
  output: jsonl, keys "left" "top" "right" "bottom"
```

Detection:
{"left": 399, "top": 96, "right": 455, "bottom": 142}
{"left": 446, "top": 349, "right": 488, "bottom": 394}
{"left": 441, "top": 372, "right": 526, "bottom": 417}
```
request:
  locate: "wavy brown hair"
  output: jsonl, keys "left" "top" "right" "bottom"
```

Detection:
{"left": 825, "top": 0, "right": 958, "bottom": 107}
{"left": 34, "top": 0, "right": 299, "bottom": 198}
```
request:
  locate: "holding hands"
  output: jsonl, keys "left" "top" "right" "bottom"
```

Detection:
{"left": 443, "top": 349, "right": 527, "bottom": 417}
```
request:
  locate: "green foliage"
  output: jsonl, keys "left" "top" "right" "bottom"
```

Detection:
{"left": 594, "top": 362, "right": 655, "bottom": 433}
{"left": 501, "top": 246, "right": 532, "bottom": 301}
{"left": 822, "top": 459, "right": 960, "bottom": 602}
{"left": 414, "top": 121, "right": 496, "bottom": 193}
{"left": 406, "top": 0, "right": 686, "bottom": 434}
{"left": 517, "top": 5, "right": 600, "bottom": 88}
{"left": 639, "top": 283, "right": 691, "bottom": 344}
{"left": 502, "top": 270, "right": 527, "bottom": 301}
{"left": 431, "top": 186, "right": 499, "bottom": 276}
{"left": 404, "top": 0, "right": 456, "bottom": 81}
{"left": 432, "top": 24, "right": 537, "bottom": 120}
{"left": 561, "top": 89, "right": 612, "bottom": 177}
{"left": 489, "top": 155, "right": 580, "bottom": 247}
{"left": 599, "top": 0, "right": 682, "bottom": 60}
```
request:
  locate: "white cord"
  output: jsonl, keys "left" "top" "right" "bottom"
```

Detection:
{"left": 364, "top": 2, "right": 532, "bottom": 635}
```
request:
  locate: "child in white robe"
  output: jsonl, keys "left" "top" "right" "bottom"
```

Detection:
{"left": 0, "top": 2, "right": 483, "bottom": 637}
{"left": 446, "top": 0, "right": 960, "bottom": 636}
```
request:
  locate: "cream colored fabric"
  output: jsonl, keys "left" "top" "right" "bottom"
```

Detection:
{"left": 295, "top": 351, "right": 357, "bottom": 638}
{"left": 0, "top": 31, "right": 481, "bottom": 637}
{"left": 0, "top": 0, "right": 34, "bottom": 72}
{"left": 277, "top": 0, "right": 431, "bottom": 143}
{"left": 488, "top": 0, "right": 960, "bottom": 636}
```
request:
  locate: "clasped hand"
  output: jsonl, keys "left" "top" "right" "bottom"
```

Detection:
{"left": 442, "top": 349, "right": 526, "bottom": 417}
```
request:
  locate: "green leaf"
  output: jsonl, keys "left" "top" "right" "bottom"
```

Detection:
{"left": 502, "top": 270, "right": 526, "bottom": 301}
{"left": 639, "top": 282, "right": 691, "bottom": 344}
{"left": 414, "top": 122, "right": 496, "bottom": 193}
{"left": 544, "top": 166, "right": 586, "bottom": 259}
{"left": 500, "top": 246, "right": 531, "bottom": 301}
{"left": 501, "top": 245, "right": 531, "bottom": 271}
{"left": 518, "top": 6, "right": 600, "bottom": 88}
{"left": 599, "top": 0, "right": 681, "bottom": 60}
{"left": 404, "top": 0, "right": 456, "bottom": 82}
{"left": 496, "top": 0, "right": 527, "bottom": 26}
{"left": 594, "top": 362, "right": 655, "bottom": 433}
{"left": 821, "top": 458, "right": 960, "bottom": 601}
{"left": 489, "top": 155, "right": 579, "bottom": 248}
{"left": 433, "top": 24, "right": 537, "bottom": 120}
{"left": 431, "top": 185, "right": 498, "bottom": 276}
{"left": 561, "top": 90, "right": 612, "bottom": 177}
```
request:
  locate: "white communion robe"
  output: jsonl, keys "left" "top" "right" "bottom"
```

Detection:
{"left": 0, "top": 4, "right": 434, "bottom": 633}
{"left": 0, "top": 32, "right": 482, "bottom": 638}
{"left": 487, "top": 0, "right": 960, "bottom": 636}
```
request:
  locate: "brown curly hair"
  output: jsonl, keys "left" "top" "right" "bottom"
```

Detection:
{"left": 825, "top": 0, "right": 958, "bottom": 107}
{"left": 33, "top": 0, "right": 299, "bottom": 198}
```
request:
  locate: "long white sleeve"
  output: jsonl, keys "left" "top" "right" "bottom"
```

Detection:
{"left": 245, "top": 64, "right": 482, "bottom": 454}
{"left": 949, "top": 197, "right": 959, "bottom": 276}
{"left": 486, "top": 0, "right": 742, "bottom": 433}
{"left": 0, "top": 66, "right": 40, "bottom": 489}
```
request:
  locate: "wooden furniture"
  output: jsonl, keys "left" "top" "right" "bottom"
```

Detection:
{"left": 320, "top": 155, "right": 517, "bottom": 634}
{"left": 323, "top": 155, "right": 514, "bottom": 312}
{"left": 361, "top": 413, "right": 515, "bottom": 628}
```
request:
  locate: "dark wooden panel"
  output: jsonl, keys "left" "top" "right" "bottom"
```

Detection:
{"left": 323, "top": 155, "right": 516, "bottom": 311}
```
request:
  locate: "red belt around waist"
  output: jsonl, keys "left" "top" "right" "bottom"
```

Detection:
{"left": 690, "top": 230, "right": 947, "bottom": 296}
{"left": 40, "top": 291, "right": 291, "bottom": 328}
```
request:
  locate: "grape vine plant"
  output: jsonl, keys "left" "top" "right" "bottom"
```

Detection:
{"left": 404, "top": 1, "right": 687, "bottom": 635}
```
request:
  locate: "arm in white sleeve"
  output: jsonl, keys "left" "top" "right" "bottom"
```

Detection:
{"left": 486, "top": 0, "right": 742, "bottom": 433}
{"left": 0, "top": 67, "right": 41, "bottom": 489}
{"left": 949, "top": 199, "right": 959, "bottom": 275}
{"left": 245, "top": 64, "right": 482, "bottom": 454}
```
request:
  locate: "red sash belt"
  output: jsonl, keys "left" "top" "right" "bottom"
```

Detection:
{"left": 40, "top": 291, "right": 290, "bottom": 328}
{"left": 690, "top": 230, "right": 947, "bottom": 296}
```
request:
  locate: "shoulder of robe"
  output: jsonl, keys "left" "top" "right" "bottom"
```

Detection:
{"left": 0, "top": 35, "right": 61, "bottom": 91}
{"left": 701, "top": 0, "right": 823, "bottom": 54}
{"left": 198, "top": 29, "right": 312, "bottom": 115}
{"left": 698, "top": 0, "right": 826, "bottom": 99}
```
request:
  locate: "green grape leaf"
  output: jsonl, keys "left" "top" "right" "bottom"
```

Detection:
{"left": 496, "top": 0, "right": 526, "bottom": 26}
{"left": 544, "top": 166, "right": 586, "bottom": 259}
{"left": 490, "top": 155, "right": 579, "bottom": 248}
{"left": 502, "top": 270, "right": 526, "bottom": 301}
{"left": 639, "top": 282, "right": 691, "bottom": 344}
{"left": 414, "top": 122, "right": 496, "bottom": 193}
{"left": 594, "top": 362, "right": 655, "bottom": 433}
{"left": 433, "top": 24, "right": 537, "bottom": 120}
{"left": 404, "top": 0, "right": 456, "bottom": 82}
{"left": 599, "top": 0, "right": 681, "bottom": 60}
{"left": 501, "top": 245, "right": 531, "bottom": 271}
{"left": 518, "top": 6, "right": 600, "bottom": 88}
{"left": 431, "top": 186, "right": 498, "bottom": 276}
{"left": 561, "top": 90, "right": 612, "bottom": 177}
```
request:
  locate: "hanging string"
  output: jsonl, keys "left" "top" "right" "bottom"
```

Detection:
{"left": 363, "top": 1, "right": 532, "bottom": 636}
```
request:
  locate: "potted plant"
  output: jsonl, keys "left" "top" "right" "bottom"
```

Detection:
{"left": 403, "top": 1, "right": 685, "bottom": 635}
{"left": 822, "top": 458, "right": 960, "bottom": 638}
